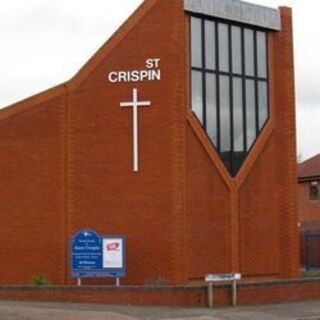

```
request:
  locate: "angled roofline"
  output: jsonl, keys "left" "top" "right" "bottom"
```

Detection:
{"left": 0, "top": 84, "right": 67, "bottom": 121}
{"left": 67, "top": 0, "right": 159, "bottom": 91}
{"left": 298, "top": 154, "right": 320, "bottom": 180}
{"left": 0, "top": 0, "right": 159, "bottom": 120}
{"left": 298, "top": 176, "right": 320, "bottom": 183}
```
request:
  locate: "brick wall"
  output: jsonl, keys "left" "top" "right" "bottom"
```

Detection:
{"left": 3, "top": 278, "right": 320, "bottom": 308}
{"left": 298, "top": 181, "right": 320, "bottom": 224}
{"left": 65, "top": 0, "right": 187, "bottom": 285}
{"left": 0, "top": 87, "right": 66, "bottom": 284}
{"left": 0, "top": 0, "right": 299, "bottom": 286}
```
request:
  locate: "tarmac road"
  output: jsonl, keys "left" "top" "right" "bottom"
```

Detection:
{"left": 1, "top": 300, "right": 320, "bottom": 320}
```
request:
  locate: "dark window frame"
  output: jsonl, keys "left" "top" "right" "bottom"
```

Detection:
{"left": 190, "top": 14, "right": 270, "bottom": 177}
{"left": 310, "top": 181, "right": 319, "bottom": 201}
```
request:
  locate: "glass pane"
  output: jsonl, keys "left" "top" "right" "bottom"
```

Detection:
{"left": 257, "top": 31, "right": 267, "bottom": 78}
{"left": 258, "top": 81, "right": 268, "bottom": 129}
{"left": 233, "top": 77, "right": 244, "bottom": 152}
{"left": 232, "top": 26, "right": 242, "bottom": 74}
{"left": 191, "top": 71, "right": 203, "bottom": 124}
{"left": 219, "top": 75, "right": 231, "bottom": 151}
{"left": 191, "top": 17, "right": 202, "bottom": 68}
{"left": 206, "top": 74, "right": 217, "bottom": 146}
{"left": 246, "top": 79, "right": 256, "bottom": 150}
{"left": 244, "top": 29, "right": 254, "bottom": 76}
{"left": 218, "top": 23, "right": 229, "bottom": 72}
{"left": 205, "top": 20, "right": 215, "bottom": 70}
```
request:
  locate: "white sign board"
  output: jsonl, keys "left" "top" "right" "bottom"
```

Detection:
{"left": 205, "top": 273, "right": 241, "bottom": 282}
{"left": 102, "top": 238, "right": 124, "bottom": 269}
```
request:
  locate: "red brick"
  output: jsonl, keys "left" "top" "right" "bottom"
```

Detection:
{"left": 0, "top": 1, "right": 299, "bottom": 289}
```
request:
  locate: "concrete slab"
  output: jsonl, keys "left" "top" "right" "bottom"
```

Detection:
{"left": 2, "top": 300, "right": 320, "bottom": 320}
{"left": 0, "top": 305, "right": 137, "bottom": 320}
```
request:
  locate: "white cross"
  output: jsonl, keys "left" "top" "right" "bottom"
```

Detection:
{"left": 120, "top": 88, "right": 151, "bottom": 172}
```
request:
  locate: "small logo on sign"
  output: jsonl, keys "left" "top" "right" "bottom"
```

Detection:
{"left": 106, "top": 242, "right": 120, "bottom": 251}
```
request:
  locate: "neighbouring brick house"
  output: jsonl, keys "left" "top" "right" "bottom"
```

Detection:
{"left": 0, "top": 0, "right": 299, "bottom": 285}
{"left": 298, "top": 154, "right": 320, "bottom": 267}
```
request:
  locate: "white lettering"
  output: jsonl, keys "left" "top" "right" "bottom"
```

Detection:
{"left": 107, "top": 59, "right": 162, "bottom": 83}
{"left": 140, "top": 70, "right": 149, "bottom": 81}
{"left": 146, "top": 58, "right": 161, "bottom": 69}
{"left": 131, "top": 70, "right": 140, "bottom": 82}
{"left": 153, "top": 58, "right": 161, "bottom": 68}
{"left": 146, "top": 59, "right": 154, "bottom": 69}
{"left": 152, "top": 69, "right": 161, "bottom": 81}
{"left": 118, "top": 71, "right": 127, "bottom": 82}
{"left": 108, "top": 72, "right": 118, "bottom": 83}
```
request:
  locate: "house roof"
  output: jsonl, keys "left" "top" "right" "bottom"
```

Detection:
{"left": 298, "top": 154, "right": 320, "bottom": 180}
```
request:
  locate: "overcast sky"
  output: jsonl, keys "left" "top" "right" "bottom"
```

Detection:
{"left": 0, "top": 0, "right": 319, "bottom": 160}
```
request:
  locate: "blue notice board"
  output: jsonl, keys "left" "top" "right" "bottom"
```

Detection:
{"left": 71, "top": 229, "right": 126, "bottom": 278}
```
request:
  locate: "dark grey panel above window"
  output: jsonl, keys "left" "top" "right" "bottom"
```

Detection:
{"left": 190, "top": 15, "right": 270, "bottom": 177}
{"left": 185, "top": 0, "right": 281, "bottom": 31}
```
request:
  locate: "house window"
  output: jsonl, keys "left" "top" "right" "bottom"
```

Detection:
{"left": 310, "top": 181, "right": 319, "bottom": 201}
{"left": 190, "top": 16, "right": 269, "bottom": 177}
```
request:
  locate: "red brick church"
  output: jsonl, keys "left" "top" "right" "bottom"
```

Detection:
{"left": 0, "top": 0, "right": 299, "bottom": 285}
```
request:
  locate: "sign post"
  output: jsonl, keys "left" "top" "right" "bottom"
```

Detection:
{"left": 205, "top": 273, "right": 241, "bottom": 308}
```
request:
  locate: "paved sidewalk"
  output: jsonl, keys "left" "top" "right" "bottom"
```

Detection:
{"left": 1, "top": 300, "right": 320, "bottom": 319}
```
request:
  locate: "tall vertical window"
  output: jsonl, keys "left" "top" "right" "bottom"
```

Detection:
{"left": 190, "top": 16, "right": 269, "bottom": 177}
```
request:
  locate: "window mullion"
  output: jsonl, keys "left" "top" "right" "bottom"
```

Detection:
{"left": 266, "top": 33, "right": 270, "bottom": 121}
{"left": 201, "top": 19, "right": 207, "bottom": 130}
{"left": 241, "top": 27, "right": 247, "bottom": 153}
{"left": 216, "top": 22, "right": 221, "bottom": 153}
{"left": 228, "top": 24, "right": 234, "bottom": 176}
{"left": 254, "top": 30, "right": 259, "bottom": 136}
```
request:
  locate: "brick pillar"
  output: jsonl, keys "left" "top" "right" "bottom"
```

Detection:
{"left": 272, "top": 7, "right": 299, "bottom": 278}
